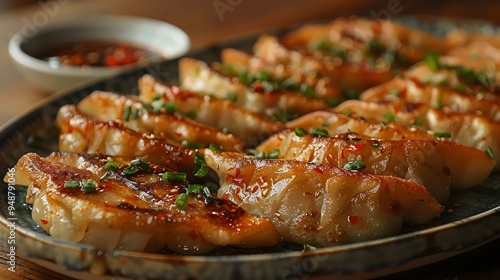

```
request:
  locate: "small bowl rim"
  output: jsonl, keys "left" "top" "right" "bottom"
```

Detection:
{"left": 8, "top": 14, "right": 190, "bottom": 77}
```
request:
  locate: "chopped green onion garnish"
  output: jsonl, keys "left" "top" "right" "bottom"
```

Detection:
{"left": 250, "top": 149, "right": 280, "bottom": 159}
{"left": 225, "top": 92, "right": 238, "bottom": 102}
{"left": 162, "top": 172, "right": 187, "bottom": 182}
{"left": 122, "top": 165, "right": 140, "bottom": 175}
{"left": 343, "top": 108, "right": 352, "bottom": 117}
{"left": 271, "top": 109, "right": 289, "bottom": 123}
{"left": 64, "top": 180, "right": 80, "bottom": 188}
{"left": 194, "top": 163, "right": 209, "bottom": 177}
{"left": 81, "top": 179, "right": 97, "bottom": 194}
{"left": 209, "top": 143, "right": 223, "bottom": 152}
{"left": 309, "top": 127, "right": 329, "bottom": 137}
{"left": 383, "top": 112, "right": 395, "bottom": 122}
{"left": 281, "top": 77, "right": 299, "bottom": 91}
{"left": 183, "top": 110, "right": 197, "bottom": 119}
{"left": 294, "top": 127, "right": 308, "bottom": 137}
{"left": 131, "top": 108, "right": 140, "bottom": 120}
{"left": 194, "top": 152, "right": 205, "bottom": 165}
{"left": 367, "top": 39, "right": 385, "bottom": 53}
{"left": 424, "top": 52, "right": 440, "bottom": 71}
{"left": 164, "top": 102, "right": 178, "bottom": 114}
{"left": 175, "top": 193, "right": 189, "bottom": 210}
{"left": 454, "top": 83, "right": 466, "bottom": 92}
{"left": 315, "top": 39, "right": 348, "bottom": 61}
{"left": 303, "top": 244, "right": 317, "bottom": 252}
{"left": 412, "top": 119, "right": 423, "bottom": 127}
{"left": 123, "top": 106, "right": 132, "bottom": 121}
{"left": 265, "top": 148, "right": 280, "bottom": 159}
{"left": 142, "top": 103, "right": 153, "bottom": 112}
{"left": 247, "top": 149, "right": 263, "bottom": 158}
{"left": 300, "top": 83, "right": 316, "bottom": 98}
{"left": 256, "top": 70, "right": 271, "bottom": 81}
{"left": 486, "top": 146, "right": 494, "bottom": 160}
{"left": 104, "top": 161, "right": 120, "bottom": 170}
{"left": 222, "top": 127, "right": 231, "bottom": 134}
{"left": 99, "top": 172, "right": 110, "bottom": 181}
{"left": 450, "top": 65, "right": 492, "bottom": 86}
{"left": 342, "top": 89, "right": 361, "bottom": 100}
{"left": 181, "top": 140, "right": 205, "bottom": 149}
{"left": 476, "top": 71, "right": 495, "bottom": 87}
{"left": 262, "top": 81, "right": 280, "bottom": 92}
{"left": 238, "top": 70, "right": 254, "bottom": 86}
{"left": 223, "top": 64, "right": 237, "bottom": 76}
{"left": 130, "top": 158, "right": 151, "bottom": 172}
{"left": 456, "top": 66, "right": 478, "bottom": 84}
{"left": 187, "top": 184, "right": 203, "bottom": 194}
{"left": 129, "top": 159, "right": 142, "bottom": 165}
{"left": 315, "top": 39, "right": 332, "bottom": 51}
{"left": 202, "top": 186, "right": 214, "bottom": 204}
{"left": 434, "top": 132, "right": 452, "bottom": 139}
{"left": 151, "top": 99, "right": 165, "bottom": 113}
{"left": 326, "top": 98, "right": 341, "bottom": 107}
{"left": 437, "top": 79, "right": 449, "bottom": 87}
{"left": 344, "top": 160, "right": 366, "bottom": 171}
{"left": 371, "top": 141, "right": 380, "bottom": 148}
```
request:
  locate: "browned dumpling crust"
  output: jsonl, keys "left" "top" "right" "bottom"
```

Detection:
{"left": 13, "top": 152, "right": 280, "bottom": 254}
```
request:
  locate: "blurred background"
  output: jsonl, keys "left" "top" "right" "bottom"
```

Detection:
{"left": 0, "top": 0, "right": 499, "bottom": 124}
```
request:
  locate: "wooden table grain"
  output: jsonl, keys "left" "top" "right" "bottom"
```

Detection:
{"left": 1, "top": 0, "right": 500, "bottom": 279}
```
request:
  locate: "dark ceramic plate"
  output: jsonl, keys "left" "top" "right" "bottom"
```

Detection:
{"left": 1, "top": 18, "right": 500, "bottom": 280}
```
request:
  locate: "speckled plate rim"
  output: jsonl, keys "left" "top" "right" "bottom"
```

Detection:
{"left": 2, "top": 196, "right": 500, "bottom": 279}
{"left": 1, "top": 16, "right": 500, "bottom": 280}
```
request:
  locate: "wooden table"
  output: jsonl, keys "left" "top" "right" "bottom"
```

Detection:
{"left": 1, "top": 0, "right": 500, "bottom": 279}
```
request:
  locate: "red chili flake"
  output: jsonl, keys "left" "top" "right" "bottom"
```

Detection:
{"left": 123, "top": 54, "right": 136, "bottom": 64}
{"left": 225, "top": 175, "right": 234, "bottom": 183}
{"left": 105, "top": 55, "right": 119, "bottom": 67}
{"left": 253, "top": 82, "right": 264, "bottom": 92}
{"left": 275, "top": 212, "right": 284, "bottom": 223}
{"left": 235, "top": 168, "right": 241, "bottom": 178}
{"left": 341, "top": 149, "right": 345, "bottom": 160}
{"left": 304, "top": 192, "right": 313, "bottom": 196}
{"left": 188, "top": 230, "right": 198, "bottom": 240}
{"left": 348, "top": 215, "right": 359, "bottom": 225}
{"left": 234, "top": 188, "right": 241, "bottom": 196}
{"left": 345, "top": 143, "right": 364, "bottom": 152}
{"left": 251, "top": 185, "right": 259, "bottom": 193}
{"left": 40, "top": 219, "right": 49, "bottom": 225}
{"left": 233, "top": 177, "right": 244, "bottom": 185}
{"left": 156, "top": 212, "right": 167, "bottom": 220}
{"left": 67, "top": 126, "right": 73, "bottom": 133}
{"left": 222, "top": 193, "right": 229, "bottom": 200}
{"left": 313, "top": 165, "right": 323, "bottom": 174}
{"left": 100, "top": 184, "right": 111, "bottom": 191}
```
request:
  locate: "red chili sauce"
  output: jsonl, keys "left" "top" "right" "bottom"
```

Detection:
{"left": 39, "top": 41, "right": 162, "bottom": 68}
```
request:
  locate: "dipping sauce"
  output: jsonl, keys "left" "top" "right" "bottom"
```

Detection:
{"left": 39, "top": 41, "right": 163, "bottom": 68}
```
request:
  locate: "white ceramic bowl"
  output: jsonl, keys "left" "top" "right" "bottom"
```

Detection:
{"left": 8, "top": 15, "right": 190, "bottom": 93}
